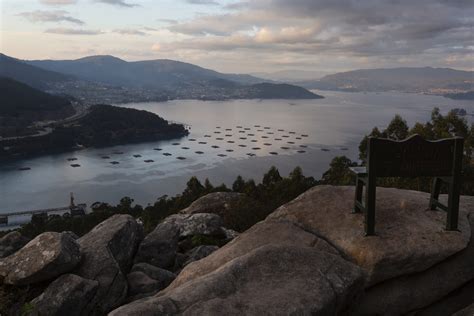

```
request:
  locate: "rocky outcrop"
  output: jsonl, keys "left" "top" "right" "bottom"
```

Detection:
{"left": 0, "top": 232, "right": 81, "bottom": 285}
{"left": 134, "top": 213, "right": 229, "bottom": 271}
{"left": 268, "top": 186, "right": 471, "bottom": 285}
{"left": 74, "top": 214, "right": 144, "bottom": 315}
{"left": 2, "top": 187, "right": 473, "bottom": 315}
{"left": 180, "top": 192, "right": 244, "bottom": 216}
{"left": 111, "top": 219, "right": 360, "bottom": 315}
{"left": 110, "top": 245, "right": 364, "bottom": 316}
{"left": 30, "top": 274, "right": 98, "bottom": 316}
{"left": 0, "top": 231, "right": 30, "bottom": 258}
{"left": 111, "top": 187, "right": 474, "bottom": 315}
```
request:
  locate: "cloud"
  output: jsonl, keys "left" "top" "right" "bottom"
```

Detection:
{"left": 18, "top": 10, "right": 84, "bottom": 25}
{"left": 113, "top": 28, "right": 148, "bottom": 36}
{"left": 184, "top": 0, "right": 219, "bottom": 5}
{"left": 39, "top": 0, "right": 77, "bottom": 5}
{"left": 156, "top": 0, "right": 474, "bottom": 71}
{"left": 94, "top": 0, "right": 139, "bottom": 7}
{"left": 158, "top": 18, "right": 178, "bottom": 25}
{"left": 45, "top": 27, "right": 103, "bottom": 35}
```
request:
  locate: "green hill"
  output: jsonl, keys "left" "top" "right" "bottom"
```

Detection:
{"left": 0, "top": 77, "right": 73, "bottom": 118}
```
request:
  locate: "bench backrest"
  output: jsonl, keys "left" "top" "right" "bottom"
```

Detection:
{"left": 367, "top": 134, "right": 464, "bottom": 177}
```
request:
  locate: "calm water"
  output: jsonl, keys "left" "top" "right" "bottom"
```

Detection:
{"left": 1, "top": 91, "right": 472, "bottom": 214}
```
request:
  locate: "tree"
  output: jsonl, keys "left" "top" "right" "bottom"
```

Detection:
{"left": 385, "top": 114, "right": 409, "bottom": 140}
{"left": 232, "top": 175, "right": 245, "bottom": 192}
{"left": 359, "top": 127, "right": 383, "bottom": 162}
{"left": 119, "top": 197, "right": 134, "bottom": 209}
{"left": 262, "top": 166, "right": 282, "bottom": 187}
{"left": 320, "top": 156, "right": 356, "bottom": 185}
{"left": 204, "top": 178, "right": 214, "bottom": 192}
{"left": 289, "top": 166, "right": 304, "bottom": 182}
{"left": 183, "top": 177, "right": 204, "bottom": 199}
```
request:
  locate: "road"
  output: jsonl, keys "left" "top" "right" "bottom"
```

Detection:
{"left": 0, "top": 102, "right": 90, "bottom": 141}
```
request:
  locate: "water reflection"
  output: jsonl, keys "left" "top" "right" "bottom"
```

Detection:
{"left": 0, "top": 91, "right": 471, "bottom": 213}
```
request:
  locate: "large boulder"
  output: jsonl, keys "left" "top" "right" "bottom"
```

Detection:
{"left": 127, "top": 271, "right": 175, "bottom": 298}
{"left": 453, "top": 303, "right": 474, "bottom": 316}
{"left": 74, "top": 214, "right": 143, "bottom": 315}
{"left": 131, "top": 263, "right": 176, "bottom": 284}
{"left": 354, "top": 213, "right": 474, "bottom": 315}
{"left": 0, "top": 232, "right": 81, "bottom": 285}
{"left": 170, "top": 219, "right": 340, "bottom": 288}
{"left": 134, "top": 220, "right": 180, "bottom": 269}
{"left": 180, "top": 192, "right": 244, "bottom": 216}
{"left": 268, "top": 185, "right": 471, "bottom": 285}
{"left": 0, "top": 231, "right": 30, "bottom": 258}
{"left": 30, "top": 274, "right": 98, "bottom": 316}
{"left": 134, "top": 213, "right": 227, "bottom": 270}
{"left": 127, "top": 263, "right": 176, "bottom": 299}
{"left": 110, "top": 219, "right": 361, "bottom": 315}
{"left": 183, "top": 245, "right": 219, "bottom": 267}
{"left": 109, "top": 245, "right": 364, "bottom": 316}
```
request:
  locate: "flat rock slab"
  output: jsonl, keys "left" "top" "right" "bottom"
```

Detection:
{"left": 0, "top": 232, "right": 81, "bottom": 285}
{"left": 169, "top": 219, "right": 340, "bottom": 289}
{"left": 268, "top": 185, "right": 471, "bottom": 285}
{"left": 110, "top": 245, "right": 364, "bottom": 316}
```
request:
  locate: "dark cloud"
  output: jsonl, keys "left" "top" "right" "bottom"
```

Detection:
{"left": 113, "top": 28, "right": 148, "bottom": 36}
{"left": 39, "top": 0, "right": 77, "bottom": 5}
{"left": 18, "top": 10, "right": 84, "bottom": 25}
{"left": 158, "top": 18, "right": 178, "bottom": 25}
{"left": 94, "top": 0, "right": 139, "bottom": 8}
{"left": 184, "top": 0, "right": 219, "bottom": 5}
{"left": 45, "top": 27, "right": 103, "bottom": 35}
{"left": 159, "top": 0, "right": 473, "bottom": 70}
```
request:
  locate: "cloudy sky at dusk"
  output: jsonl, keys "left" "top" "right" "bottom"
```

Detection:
{"left": 1, "top": 0, "right": 473, "bottom": 73}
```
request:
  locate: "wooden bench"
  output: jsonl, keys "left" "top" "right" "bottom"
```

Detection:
{"left": 350, "top": 134, "right": 464, "bottom": 236}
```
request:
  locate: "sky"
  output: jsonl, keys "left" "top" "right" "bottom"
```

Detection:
{"left": 1, "top": 0, "right": 473, "bottom": 74}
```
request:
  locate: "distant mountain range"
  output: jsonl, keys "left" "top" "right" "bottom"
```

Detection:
{"left": 0, "top": 54, "right": 73, "bottom": 90}
{"left": 0, "top": 54, "right": 322, "bottom": 102}
{"left": 296, "top": 67, "right": 474, "bottom": 95}
{"left": 252, "top": 70, "right": 330, "bottom": 82}
{"left": 27, "top": 55, "right": 265, "bottom": 89}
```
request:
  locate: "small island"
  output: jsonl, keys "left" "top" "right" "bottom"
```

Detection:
{"left": 444, "top": 91, "right": 474, "bottom": 100}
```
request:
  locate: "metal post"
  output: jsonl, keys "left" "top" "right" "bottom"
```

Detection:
{"left": 353, "top": 177, "right": 364, "bottom": 213}
{"left": 429, "top": 177, "right": 442, "bottom": 210}
{"left": 365, "top": 138, "right": 376, "bottom": 236}
{"left": 446, "top": 138, "right": 463, "bottom": 231}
